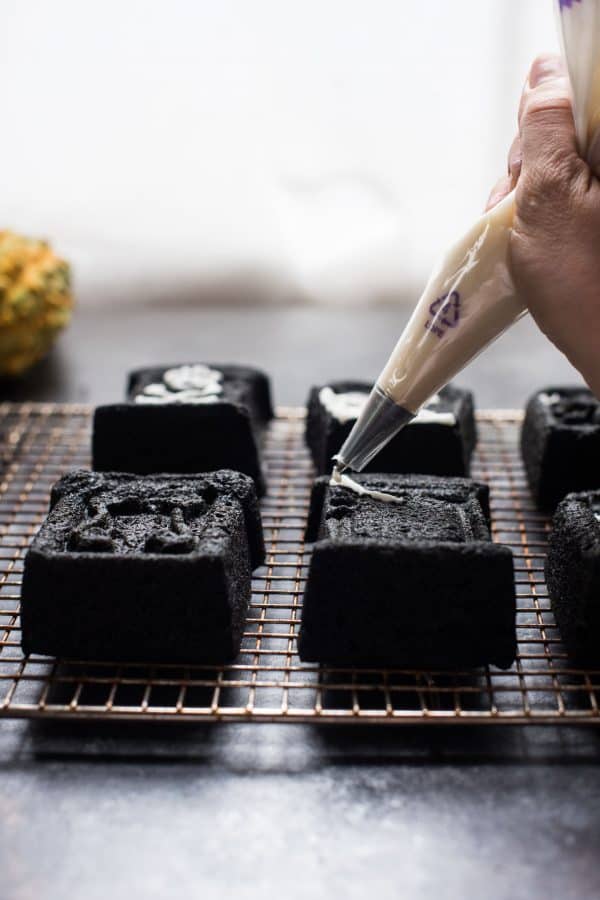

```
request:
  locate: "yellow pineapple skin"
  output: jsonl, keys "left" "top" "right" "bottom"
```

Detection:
{"left": 0, "top": 231, "right": 73, "bottom": 376}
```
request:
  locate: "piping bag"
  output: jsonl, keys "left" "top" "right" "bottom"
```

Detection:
{"left": 336, "top": 0, "right": 600, "bottom": 475}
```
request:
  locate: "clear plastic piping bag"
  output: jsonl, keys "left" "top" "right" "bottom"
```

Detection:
{"left": 380, "top": 0, "right": 600, "bottom": 415}
{"left": 337, "top": 0, "right": 600, "bottom": 472}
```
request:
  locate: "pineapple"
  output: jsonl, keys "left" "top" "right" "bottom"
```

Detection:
{"left": 0, "top": 231, "right": 73, "bottom": 376}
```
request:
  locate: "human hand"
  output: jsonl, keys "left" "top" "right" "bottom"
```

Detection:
{"left": 487, "top": 54, "right": 600, "bottom": 398}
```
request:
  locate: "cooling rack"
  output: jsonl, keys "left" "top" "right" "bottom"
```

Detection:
{"left": 0, "top": 402, "right": 598, "bottom": 726}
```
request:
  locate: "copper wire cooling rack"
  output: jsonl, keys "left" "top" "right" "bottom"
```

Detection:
{"left": 0, "top": 402, "right": 598, "bottom": 726}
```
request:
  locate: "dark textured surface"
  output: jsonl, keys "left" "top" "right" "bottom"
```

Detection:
{"left": 300, "top": 475, "right": 515, "bottom": 668}
{"left": 521, "top": 387, "right": 600, "bottom": 510}
{"left": 0, "top": 304, "right": 599, "bottom": 900}
{"left": 305, "top": 382, "right": 476, "bottom": 475}
{"left": 21, "top": 469, "right": 264, "bottom": 663}
{"left": 0, "top": 721, "right": 598, "bottom": 900}
{"left": 93, "top": 364, "right": 273, "bottom": 493}
{"left": 546, "top": 491, "right": 600, "bottom": 664}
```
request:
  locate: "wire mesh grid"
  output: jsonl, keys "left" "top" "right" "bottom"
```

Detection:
{"left": 0, "top": 402, "right": 598, "bottom": 726}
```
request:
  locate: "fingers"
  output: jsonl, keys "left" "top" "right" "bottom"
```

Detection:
{"left": 507, "top": 135, "right": 522, "bottom": 186}
{"left": 518, "top": 53, "right": 582, "bottom": 191}
{"left": 486, "top": 175, "right": 513, "bottom": 212}
{"left": 485, "top": 135, "right": 522, "bottom": 211}
{"left": 518, "top": 55, "right": 566, "bottom": 125}
{"left": 488, "top": 52, "right": 581, "bottom": 214}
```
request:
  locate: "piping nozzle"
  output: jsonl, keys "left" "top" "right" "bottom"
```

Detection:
{"left": 334, "top": 385, "right": 415, "bottom": 472}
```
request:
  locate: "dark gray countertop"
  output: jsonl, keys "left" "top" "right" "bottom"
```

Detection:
{"left": 1, "top": 302, "right": 585, "bottom": 407}
{"left": 1, "top": 304, "right": 599, "bottom": 900}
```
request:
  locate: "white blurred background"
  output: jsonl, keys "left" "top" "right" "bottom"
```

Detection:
{"left": 2, "top": 0, "right": 558, "bottom": 306}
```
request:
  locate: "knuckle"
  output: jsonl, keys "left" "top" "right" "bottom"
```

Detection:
{"left": 516, "top": 161, "right": 587, "bottom": 232}
{"left": 521, "top": 95, "right": 571, "bottom": 128}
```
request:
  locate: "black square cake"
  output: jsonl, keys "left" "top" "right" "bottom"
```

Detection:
{"left": 21, "top": 469, "right": 265, "bottom": 663}
{"left": 299, "top": 474, "right": 516, "bottom": 669}
{"left": 93, "top": 364, "right": 273, "bottom": 494}
{"left": 546, "top": 490, "right": 600, "bottom": 663}
{"left": 305, "top": 382, "right": 476, "bottom": 476}
{"left": 521, "top": 386, "right": 600, "bottom": 509}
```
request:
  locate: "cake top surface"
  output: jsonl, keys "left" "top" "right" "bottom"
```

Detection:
{"left": 550, "top": 491, "right": 600, "bottom": 557}
{"left": 562, "top": 491, "right": 600, "bottom": 519}
{"left": 306, "top": 473, "right": 490, "bottom": 545}
{"left": 35, "top": 469, "right": 264, "bottom": 565}
{"left": 315, "top": 381, "right": 465, "bottom": 427}
{"left": 534, "top": 387, "right": 600, "bottom": 428}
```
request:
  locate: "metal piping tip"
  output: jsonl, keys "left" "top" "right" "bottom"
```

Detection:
{"left": 336, "top": 386, "right": 415, "bottom": 472}
{"left": 331, "top": 456, "right": 349, "bottom": 475}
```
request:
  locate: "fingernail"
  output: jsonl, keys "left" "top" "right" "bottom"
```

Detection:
{"left": 509, "top": 154, "right": 522, "bottom": 179}
{"left": 529, "top": 56, "right": 564, "bottom": 88}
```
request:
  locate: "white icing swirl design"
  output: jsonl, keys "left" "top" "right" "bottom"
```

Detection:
{"left": 135, "top": 365, "right": 224, "bottom": 405}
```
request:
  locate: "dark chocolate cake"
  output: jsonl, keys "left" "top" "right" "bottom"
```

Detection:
{"left": 21, "top": 469, "right": 265, "bottom": 663}
{"left": 93, "top": 364, "right": 273, "bottom": 494}
{"left": 546, "top": 490, "right": 600, "bottom": 663}
{"left": 299, "top": 473, "right": 515, "bottom": 669}
{"left": 521, "top": 386, "right": 600, "bottom": 509}
{"left": 305, "top": 382, "right": 476, "bottom": 476}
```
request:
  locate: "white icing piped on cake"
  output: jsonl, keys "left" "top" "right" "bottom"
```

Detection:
{"left": 135, "top": 387, "right": 221, "bottom": 405}
{"left": 318, "top": 387, "right": 371, "bottom": 424}
{"left": 135, "top": 364, "right": 224, "bottom": 405}
{"left": 412, "top": 405, "right": 456, "bottom": 426}
{"left": 163, "top": 364, "right": 222, "bottom": 393}
{"left": 538, "top": 392, "right": 563, "bottom": 407}
{"left": 330, "top": 465, "right": 405, "bottom": 505}
{"left": 320, "top": 387, "right": 455, "bottom": 426}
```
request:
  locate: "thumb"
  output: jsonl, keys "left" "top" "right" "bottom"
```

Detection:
{"left": 518, "top": 54, "right": 583, "bottom": 192}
